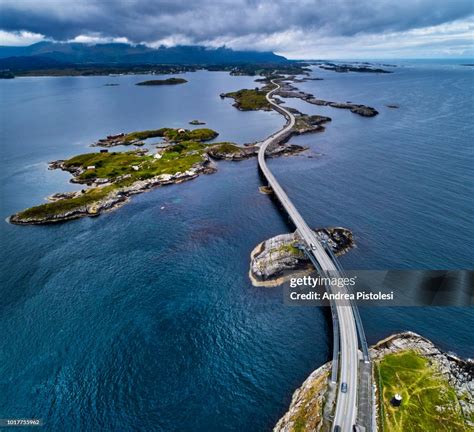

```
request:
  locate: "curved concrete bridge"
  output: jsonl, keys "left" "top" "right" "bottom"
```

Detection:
{"left": 258, "top": 80, "right": 371, "bottom": 432}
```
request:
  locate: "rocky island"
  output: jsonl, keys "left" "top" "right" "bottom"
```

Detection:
{"left": 10, "top": 75, "right": 380, "bottom": 225}
{"left": 274, "top": 332, "right": 473, "bottom": 432}
{"left": 318, "top": 62, "right": 392, "bottom": 73}
{"left": 92, "top": 127, "right": 218, "bottom": 147}
{"left": 250, "top": 227, "right": 353, "bottom": 287}
{"left": 9, "top": 126, "right": 306, "bottom": 225}
{"left": 220, "top": 87, "right": 272, "bottom": 111}
{"left": 275, "top": 80, "right": 379, "bottom": 117}
{"left": 135, "top": 77, "right": 188, "bottom": 85}
{"left": 223, "top": 79, "right": 379, "bottom": 117}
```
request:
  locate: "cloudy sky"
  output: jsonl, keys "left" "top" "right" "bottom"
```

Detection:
{"left": 0, "top": 0, "right": 473, "bottom": 58}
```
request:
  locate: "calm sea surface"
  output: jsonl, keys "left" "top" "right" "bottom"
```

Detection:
{"left": 1, "top": 63, "right": 473, "bottom": 431}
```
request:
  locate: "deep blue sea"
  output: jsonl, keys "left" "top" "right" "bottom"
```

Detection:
{"left": 1, "top": 62, "right": 473, "bottom": 431}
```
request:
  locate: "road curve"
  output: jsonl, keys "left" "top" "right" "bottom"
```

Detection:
{"left": 258, "top": 80, "right": 359, "bottom": 432}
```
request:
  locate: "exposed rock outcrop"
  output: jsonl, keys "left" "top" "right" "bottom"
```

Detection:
{"left": 274, "top": 363, "right": 332, "bottom": 432}
{"left": 249, "top": 227, "right": 354, "bottom": 287}
{"left": 207, "top": 143, "right": 307, "bottom": 161}
{"left": 10, "top": 159, "right": 217, "bottom": 225}
{"left": 273, "top": 332, "right": 473, "bottom": 432}
{"left": 276, "top": 81, "right": 379, "bottom": 117}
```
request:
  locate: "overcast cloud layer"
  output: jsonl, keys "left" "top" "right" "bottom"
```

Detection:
{"left": 0, "top": 0, "right": 473, "bottom": 58}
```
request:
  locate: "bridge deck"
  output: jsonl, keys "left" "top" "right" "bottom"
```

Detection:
{"left": 257, "top": 81, "right": 364, "bottom": 432}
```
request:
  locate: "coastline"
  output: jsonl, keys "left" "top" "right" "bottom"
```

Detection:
{"left": 9, "top": 74, "right": 346, "bottom": 226}
{"left": 249, "top": 228, "right": 354, "bottom": 287}
{"left": 2, "top": 55, "right": 472, "bottom": 432}
{"left": 274, "top": 332, "right": 474, "bottom": 432}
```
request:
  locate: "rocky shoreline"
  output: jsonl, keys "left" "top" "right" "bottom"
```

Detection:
{"left": 318, "top": 63, "right": 392, "bottom": 74}
{"left": 9, "top": 139, "right": 307, "bottom": 225}
{"left": 275, "top": 80, "right": 379, "bottom": 117}
{"left": 274, "top": 332, "right": 473, "bottom": 432}
{"left": 208, "top": 142, "right": 307, "bottom": 161}
{"left": 10, "top": 157, "right": 217, "bottom": 225}
{"left": 10, "top": 74, "right": 379, "bottom": 225}
{"left": 249, "top": 227, "right": 354, "bottom": 287}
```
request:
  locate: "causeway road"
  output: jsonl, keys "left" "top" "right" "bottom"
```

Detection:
{"left": 258, "top": 80, "right": 360, "bottom": 432}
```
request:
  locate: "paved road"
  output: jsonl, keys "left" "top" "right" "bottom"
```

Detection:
{"left": 258, "top": 81, "right": 360, "bottom": 432}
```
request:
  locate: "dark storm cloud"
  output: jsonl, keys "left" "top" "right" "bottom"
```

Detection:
{"left": 0, "top": 0, "right": 472, "bottom": 46}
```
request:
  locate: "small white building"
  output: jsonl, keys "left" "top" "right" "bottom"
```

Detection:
{"left": 87, "top": 165, "right": 96, "bottom": 170}
{"left": 177, "top": 128, "right": 186, "bottom": 133}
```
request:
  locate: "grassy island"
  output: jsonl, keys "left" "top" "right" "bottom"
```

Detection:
{"left": 15, "top": 185, "right": 118, "bottom": 221}
{"left": 376, "top": 350, "right": 470, "bottom": 431}
{"left": 66, "top": 146, "right": 205, "bottom": 182}
{"left": 136, "top": 78, "right": 187, "bottom": 86}
{"left": 98, "top": 127, "right": 218, "bottom": 146}
{"left": 208, "top": 142, "right": 242, "bottom": 154}
{"left": 222, "top": 88, "right": 271, "bottom": 110}
{"left": 10, "top": 133, "right": 260, "bottom": 224}
{"left": 11, "top": 140, "right": 216, "bottom": 224}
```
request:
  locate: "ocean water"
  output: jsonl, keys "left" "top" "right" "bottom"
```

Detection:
{"left": 0, "top": 64, "right": 473, "bottom": 431}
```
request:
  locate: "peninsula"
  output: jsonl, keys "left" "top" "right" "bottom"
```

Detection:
{"left": 274, "top": 332, "right": 473, "bottom": 432}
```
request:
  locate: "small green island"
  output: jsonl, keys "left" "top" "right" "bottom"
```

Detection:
{"left": 95, "top": 127, "right": 218, "bottom": 147}
{"left": 135, "top": 77, "right": 188, "bottom": 86}
{"left": 221, "top": 88, "right": 271, "bottom": 110}
{"left": 10, "top": 124, "right": 306, "bottom": 225}
{"left": 10, "top": 127, "right": 218, "bottom": 224}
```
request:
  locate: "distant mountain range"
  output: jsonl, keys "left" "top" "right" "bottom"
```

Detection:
{"left": 0, "top": 41, "right": 288, "bottom": 66}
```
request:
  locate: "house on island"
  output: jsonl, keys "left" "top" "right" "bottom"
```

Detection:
{"left": 107, "top": 133, "right": 125, "bottom": 140}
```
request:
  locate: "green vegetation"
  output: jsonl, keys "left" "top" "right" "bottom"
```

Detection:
{"left": 136, "top": 78, "right": 187, "bottom": 85}
{"left": 223, "top": 88, "right": 271, "bottom": 110}
{"left": 208, "top": 142, "right": 242, "bottom": 154}
{"left": 13, "top": 140, "right": 214, "bottom": 222}
{"left": 277, "top": 242, "right": 304, "bottom": 257}
{"left": 376, "top": 350, "right": 469, "bottom": 432}
{"left": 122, "top": 128, "right": 168, "bottom": 143}
{"left": 206, "top": 63, "right": 310, "bottom": 76}
{"left": 66, "top": 143, "right": 207, "bottom": 183}
{"left": 163, "top": 128, "right": 217, "bottom": 142}
{"left": 5, "top": 62, "right": 310, "bottom": 78}
{"left": 14, "top": 185, "right": 117, "bottom": 220}
{"left": 288, "top": 370, "right": 328, "bottom": 432}
{"left": 12, "top": 65, "right": 197, "bottom": 77}
{"left": 121, "top": 127, "right": 218, "bottom": 143}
